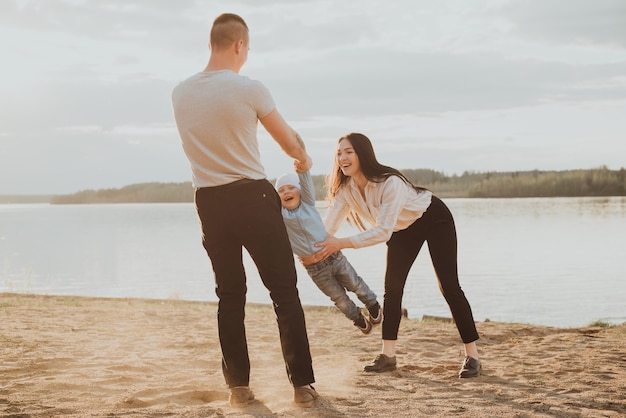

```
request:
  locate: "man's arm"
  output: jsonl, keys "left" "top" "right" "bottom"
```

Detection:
{"left": 260, "top": 109, "right": 312, "bottom": 171}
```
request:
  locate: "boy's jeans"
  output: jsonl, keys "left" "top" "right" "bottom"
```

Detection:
{"left": 305, "top": 251, "right": 378, "bottom": 322}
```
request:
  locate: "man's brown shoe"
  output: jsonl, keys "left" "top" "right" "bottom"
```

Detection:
{"left": 459, "top": 356, "right": 482, "bottom": 378}
{"left": 294, "top": 384, "right": 319, "bottom": 408}
{"left": 363, "top": 354, "right": 396, "bottom": 373}
{"left": 229, "top": 386, "right": 254, "bottom": 407}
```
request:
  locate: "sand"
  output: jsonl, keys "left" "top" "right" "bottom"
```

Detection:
{"left": 1, "top": 293, "right": 624, "bottom": 417}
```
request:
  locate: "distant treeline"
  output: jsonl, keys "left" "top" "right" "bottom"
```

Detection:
{"left": 0, "top": 195, "right": 53, "bottom": 204}
{"left": 43, "top": 167, "right": 626, "bottom": 204}
{"left": 406, "top": 166, "right": 626, "bottom": 198}
{"left": 50, "top": 182, "right": 194, "bottom": 204}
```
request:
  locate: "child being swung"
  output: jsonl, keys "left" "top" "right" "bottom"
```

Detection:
{"left": 276, "top": 171, "right": 381, "bottom": 333}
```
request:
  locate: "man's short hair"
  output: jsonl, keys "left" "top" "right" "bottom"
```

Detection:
{"left": 210, "top": 13, "right": 249, "bottom": 50}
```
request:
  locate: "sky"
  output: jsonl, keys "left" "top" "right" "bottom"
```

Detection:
{"left": 1, "top": 0, "right": 625, "bottom": 195}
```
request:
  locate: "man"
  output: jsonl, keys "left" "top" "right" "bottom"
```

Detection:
{"left": 171, "top": 13, "right": 318, "bottom": 408}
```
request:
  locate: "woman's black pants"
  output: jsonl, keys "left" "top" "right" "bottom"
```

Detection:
{"left": 382, "top": 195, "right": 480, "bottom": 344}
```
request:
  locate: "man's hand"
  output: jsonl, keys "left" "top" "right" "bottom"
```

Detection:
{"left": 294, "top": 155, "right": 312, "bottom": 173}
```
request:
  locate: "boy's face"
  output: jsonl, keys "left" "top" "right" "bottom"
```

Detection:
{"left": 277, "top": 184, "right": 301, "bottom": 210}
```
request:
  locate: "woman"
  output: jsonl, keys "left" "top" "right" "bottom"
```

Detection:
{"left": 314, "top": 133, "right": 481, "bottom": 378}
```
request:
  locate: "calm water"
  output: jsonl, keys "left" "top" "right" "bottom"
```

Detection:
{"left": 1, "top": 197, "right": 625, "bottom": 327}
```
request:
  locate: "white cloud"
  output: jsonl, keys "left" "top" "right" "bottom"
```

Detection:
{"left": 256, "top": 48, "right": 626, "bottom": 119}
{"left": 499, "top": 0, "right": 626, "bottom": 48}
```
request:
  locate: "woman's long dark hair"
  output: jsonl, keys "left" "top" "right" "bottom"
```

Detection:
{"left": 326, "top": 133, "right": 426, "bottom": 230}
{"left": 327, "top": 132, "right": 426, "bottom": 198}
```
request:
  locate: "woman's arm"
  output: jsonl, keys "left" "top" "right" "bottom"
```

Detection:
{"left": 323, "top": 196, "right": 350, "bottom": 236}
{"left": 347, "top": 176, "right": 410, "bottom": 248}
{"left": 310, "top": 234, "right": 353, "bottom": 263}
{"left": 317, "top": 176, "right": 411, "bottom": 259}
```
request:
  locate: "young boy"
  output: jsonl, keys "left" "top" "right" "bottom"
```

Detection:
{"left": 276, "top": 171, "right": 381, "bottom": 333}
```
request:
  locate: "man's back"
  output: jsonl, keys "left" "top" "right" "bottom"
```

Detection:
{"left": 171, "top": 70, "right": 275, "bottom": 188}
{"left": 171, "top": 13, "right": 317, "bottom": 407}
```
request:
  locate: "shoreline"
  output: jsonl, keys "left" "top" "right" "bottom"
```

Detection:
{"left": 1, "top": 293, "right": 625, "bottom": 417}
{"left": 1, "top": 290, "right": 622, "bottom": 329}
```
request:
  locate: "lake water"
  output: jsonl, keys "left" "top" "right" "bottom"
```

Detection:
{"left": 1, "top": 197, "right": 625, "bottom": 328}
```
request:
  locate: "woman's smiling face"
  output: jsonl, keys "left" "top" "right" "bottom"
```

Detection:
{"left": 337, "top": 138, "right": 361, "bottom": 177}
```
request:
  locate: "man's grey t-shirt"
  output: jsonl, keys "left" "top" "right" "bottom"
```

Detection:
{"left": 172, "top": 70, "right": 275, "bottom": 188}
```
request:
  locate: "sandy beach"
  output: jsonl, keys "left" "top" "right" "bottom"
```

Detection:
{"left": 1, "top": 293, "right": 624, "bottom": 417}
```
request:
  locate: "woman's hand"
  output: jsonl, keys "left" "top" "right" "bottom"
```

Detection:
{"left": 312, "top": 234, "right": 349, "bottom": 262}
{"left": 297, "top": 253, "right": 317, "bottom": 266}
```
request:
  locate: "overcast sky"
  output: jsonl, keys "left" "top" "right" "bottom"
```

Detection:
{"left": 1, "top": 0, "right": 625, "bottom": 195}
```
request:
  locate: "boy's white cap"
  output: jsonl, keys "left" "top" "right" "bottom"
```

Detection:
{"left": 275, "top": 172, "right": 300, "bottom": 190}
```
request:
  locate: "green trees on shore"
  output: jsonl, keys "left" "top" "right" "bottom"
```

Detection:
{"left": 45, "top": 167, "right": 626, "bottom": 204}
{"left": 404, "top": 166, "right": 626, "bottom": 198}
{"left": 50, "top": 182, "right": 194, "bottom": 204}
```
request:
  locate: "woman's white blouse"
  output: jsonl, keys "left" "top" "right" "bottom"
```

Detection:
{"left": 324, "top": 176, "right": 433, "bottom": 248}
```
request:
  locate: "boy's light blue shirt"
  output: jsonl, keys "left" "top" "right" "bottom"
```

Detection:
{"left": 281, "top": 171, "right": 327, "bottom": 257}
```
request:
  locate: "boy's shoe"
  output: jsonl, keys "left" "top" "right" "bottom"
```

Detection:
{"left": 294, "top": 384, "right": 319, "bottom": 408}
{"left": 229, "top": 386, "right": 254, "bottom": 408}
{"left": 354, "top": 314, "right": 372, "bottom": 334}
{"left": 363, "top": 354, "right": 397, "bottom": 373}
{"left": 459, "top": 356, "right": 482, "bottom": 378}
{"left": 368, "top": 302, "right": 382, "bottom": 324}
